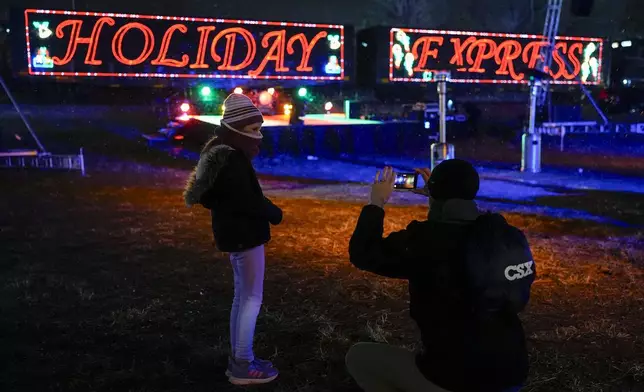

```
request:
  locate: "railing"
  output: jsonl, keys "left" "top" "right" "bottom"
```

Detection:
{"left": 0, "top": 148, "right": 85, "bottom": 176}
{"left": 537, "top": 121, "right": 644, "bottom": 151}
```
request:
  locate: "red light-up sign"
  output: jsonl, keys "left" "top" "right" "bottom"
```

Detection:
{"left": 22, "top": 9, "right": 345, "bottom": 80}
{"left": 389, "top": 28, "right": 603, "bottom": 85}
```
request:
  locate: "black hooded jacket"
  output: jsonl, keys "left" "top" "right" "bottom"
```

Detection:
{"left": 184, "top": 141, "right": 282, "bottom": 252}
{"left": 349, "top": 199, "right": 528, "bottom": 392}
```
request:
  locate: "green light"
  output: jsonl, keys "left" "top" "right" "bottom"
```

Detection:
{"left": 200, "top": 86, "right": 212, "bottom": 97}
{"left": 297, "top": 87, "right": 307, "bottom": 97}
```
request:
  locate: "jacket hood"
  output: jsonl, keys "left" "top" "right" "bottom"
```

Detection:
{"left": 183, "top": 140, "right": 234, "bottom": 207}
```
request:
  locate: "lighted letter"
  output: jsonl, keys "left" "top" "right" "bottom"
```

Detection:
{"left": 52, "top": 17, "right": 115, "bottom": 66}
{"left": 522, "top": 41, "right": 549, "bottom": 69}
{"left": 494, "top": 40, "right": 524, "bottom": 80}
{"left": 449, "top": 36, "right": 477, "bottom": 69}
{"left": 466, "top": 38, "right": 497, "bottom": 73}
{"left": 151, "top": 24, "right": 189, "bottom": 68}
{"left": 112, "top": 22, "right": 155, "bottom": 65}
{"left": 249, "top": 30, "right": 289, "bottom": 77}
{"left": 190, "top": 26, "right": 215, "bottom": 69}
{"left": 287, "top": 32, "right": 328, "bottom": 72}
{"left": 411, "top": 36, "right": 444, "bottom": 72}
{"left": 190, "top": 26, "right": 216, "bottom": 69}
{"left": 210, "top": 27, "right": 257, "bottom": 71}
{"left": 567, "top": 42, "right": 583, "bottom": 80}
{"left": 549, "top": 42, "right": 569, "bottom": 79}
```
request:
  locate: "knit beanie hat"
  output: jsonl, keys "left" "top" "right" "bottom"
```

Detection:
{"left": 220, "top": 93, "right": 264, "bottom": 139}
{"left": 427, "top": 159, "right": 480, "bottom": 200}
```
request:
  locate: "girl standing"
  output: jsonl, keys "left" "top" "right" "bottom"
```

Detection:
{"left": 184, "top": 93, "right": 282, "bottom": 385}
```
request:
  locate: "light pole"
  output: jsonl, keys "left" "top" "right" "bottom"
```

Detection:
{"left": 430, "top": 71, "right": 455, "bottom": 169}
{"left": 521, "top": 79, "right": 542, "bottom": 173}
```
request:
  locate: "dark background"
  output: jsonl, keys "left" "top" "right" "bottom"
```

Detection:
{"left": 2, "top": 0, "right": 644, "bottom": 38}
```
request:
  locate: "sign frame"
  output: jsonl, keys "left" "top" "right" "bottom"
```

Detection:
{"left": 388, "top": 27, "right": 604, "bottom": 85}
{"left": 21, "top": 9, "right": 346, "bottom": 81}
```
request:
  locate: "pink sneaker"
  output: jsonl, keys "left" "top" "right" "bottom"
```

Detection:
{"left": 225, "top": 356, "right": 273, "bottom": 377}
{"left": 227, "top": 358, "right": 278, "bottom": 385}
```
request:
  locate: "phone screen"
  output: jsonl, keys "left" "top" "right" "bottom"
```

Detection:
{"left": 393, "top": 172, "right": 418, "bottom": 190}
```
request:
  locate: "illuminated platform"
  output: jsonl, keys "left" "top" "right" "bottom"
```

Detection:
{"left": 190, "top": 114, "right": 383, "bottom": 127}
{"left": 153, "top": 112, "right": 448, "bottom": 161}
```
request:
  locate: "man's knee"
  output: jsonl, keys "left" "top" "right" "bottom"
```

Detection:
{"left": 344, "top": 343, "right": 374, "bottom": 376}
{"left": 345, "top": 342, "right": 370, "bottom": 373}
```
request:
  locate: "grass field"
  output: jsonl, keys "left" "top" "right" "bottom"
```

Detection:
{"left": 1, "top": 114, "right": 644, "bottom": 391}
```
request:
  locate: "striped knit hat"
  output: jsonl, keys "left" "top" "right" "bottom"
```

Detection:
{"left": 220, "top": 93, "right": 264, "bottom": 139}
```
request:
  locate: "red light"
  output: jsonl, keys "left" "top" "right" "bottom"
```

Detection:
{"left": 174, "top": 135, "right": 184, "bottom": 140}
{"left": 180, "top": 103, "right": 190, "bottom": 113}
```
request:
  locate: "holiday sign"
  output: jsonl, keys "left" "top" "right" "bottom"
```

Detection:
{"left": 22, "top": 9, "right": 345, "bottom": 80}
{"left": 389, "top": 28, "right": 603, "bottom": 84}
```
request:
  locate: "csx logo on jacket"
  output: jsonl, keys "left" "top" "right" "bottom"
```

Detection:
{"left": 504, "top": 261, "right": 535, "bottom": 281}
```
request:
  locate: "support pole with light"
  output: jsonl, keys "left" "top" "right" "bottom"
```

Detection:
{"left": 521, "top": 79, "right": 542, "bottom": 173}
{"left": 430, "top": 71, "right": 455, "bottom": 170}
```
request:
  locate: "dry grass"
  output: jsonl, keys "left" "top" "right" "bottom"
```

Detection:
{"left": 0, "top": 169, "right": 643, "bottom": 392}
{"left": 1, "top": 112, "right": 644, "bottom": 391}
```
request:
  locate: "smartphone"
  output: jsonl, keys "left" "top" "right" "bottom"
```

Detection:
{"left": 393, "top": 172, "right": 418, "bottom": 190}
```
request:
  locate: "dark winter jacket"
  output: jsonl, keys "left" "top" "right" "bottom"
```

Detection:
{"left": 184, "top": 141, "right": 282, "bottom": 252}
{"left": 349, "top": 199, "right": 528, "bottom": 392}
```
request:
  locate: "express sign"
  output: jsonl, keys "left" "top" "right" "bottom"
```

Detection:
{"left": 389, "top": 28, "right": 603, "bottom": 85}
{"left": 22, "top": 9, "right": 345, "bottom": 80}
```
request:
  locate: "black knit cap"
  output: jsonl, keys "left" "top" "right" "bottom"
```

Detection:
{"left": 427, "top": 159, "right": 480, "bottom": 200}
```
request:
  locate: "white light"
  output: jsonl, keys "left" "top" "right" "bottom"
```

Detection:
{"left": 6, "top": 28, "right": 10, "bottom": 33}
{"left": 621, "top": 40, "right": 632, "bottom": 47}
{"left": 611, "top": 42, "right": 619, "bottom": 49}
{"left": 233, "top": 87, "right": 243, "bottom": 94}
{"left": 267, "top": 87, "right": 275, "bottom": 95}
{"left": 623, "top": 79, "right": 631, "bottom": 86}
{"left": 324, "top": 101, "right": 333, "bottom": 111}
{"left": 424, "top": 121, "right": 430, "bottom": 129}
{"left": 258, "top": 91, "right": 273, "bottom": 106}
{"left": 361, "top": 42, "right": 368, "bottom": 47}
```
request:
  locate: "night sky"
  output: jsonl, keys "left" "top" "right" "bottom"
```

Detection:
{"left": 1, "top": 0, "right": 368, "bottom": 26}
{"left": 2, "top": 0, "right": 643, "bottom": 38}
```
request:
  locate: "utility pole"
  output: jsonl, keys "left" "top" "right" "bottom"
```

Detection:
{"left": 430, "top": 71, "right": 455, "bottom": 170}
{"left": 522, "top": 79, "right": 542, "bottom": 173}
{"left": 522, "top": 0, "right": 562, "bottom": 174}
